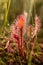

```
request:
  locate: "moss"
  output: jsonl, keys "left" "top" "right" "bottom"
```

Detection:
{"left": 0, "top": 58, "right": 6, "bottom": 65}
{"left": 0, "top": 48, "right": 4, "bottom": 52}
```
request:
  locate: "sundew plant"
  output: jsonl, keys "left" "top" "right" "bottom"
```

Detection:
{"left": 0, "top": 0, "right": 43, "bottom": 65}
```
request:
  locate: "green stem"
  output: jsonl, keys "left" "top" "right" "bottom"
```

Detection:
{"left": 18, "top": 51, "right": 22, "bottom": 65}
{"left": 28, "top": 51, "right": 33, "bottom": 65}
{"left": 35, "top": 36, "right": 39, "bottom": 53}
{"left": 28, "top": 38, "right": 34, "bottom": 65}
{"left": 27, "top": 0, "right": 34, "bottom": 24}
{"left": 1, "top": 0, "right": 11, "bottom": 35}
{"left": 4, "top": 0, "right": 11, "bottom": 26}
{"left": 28, "top": 0, "right": 37, "bottom": 65}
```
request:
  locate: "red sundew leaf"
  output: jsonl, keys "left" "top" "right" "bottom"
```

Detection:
{"left": 18, "top": 16, "right": 24, "bottom": 29}
{"left": 16, "top": 11, "right": 27, "bottom": 35}
{"left": 12, "top": 11, "right": 27, "bottom": 36}
{"left": 34, "top": 15, "right": 41, "bottom": 34}
{"left": 5, "top": 40, "right": 14, "bottom": 53}
{"left": 5, "top": 40, "right": 11, "bottom": 49}
{"left": 13, "top": 11, "right": 27, "bottom": 55}
{"left": 27, "top": 15, "right": 41, "bottom": 39}
{"left": 5, "top": 11, "right": 28, "bottom": 56}
{"left": 13, "top": 34, "right": 19, "bottom": 41}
